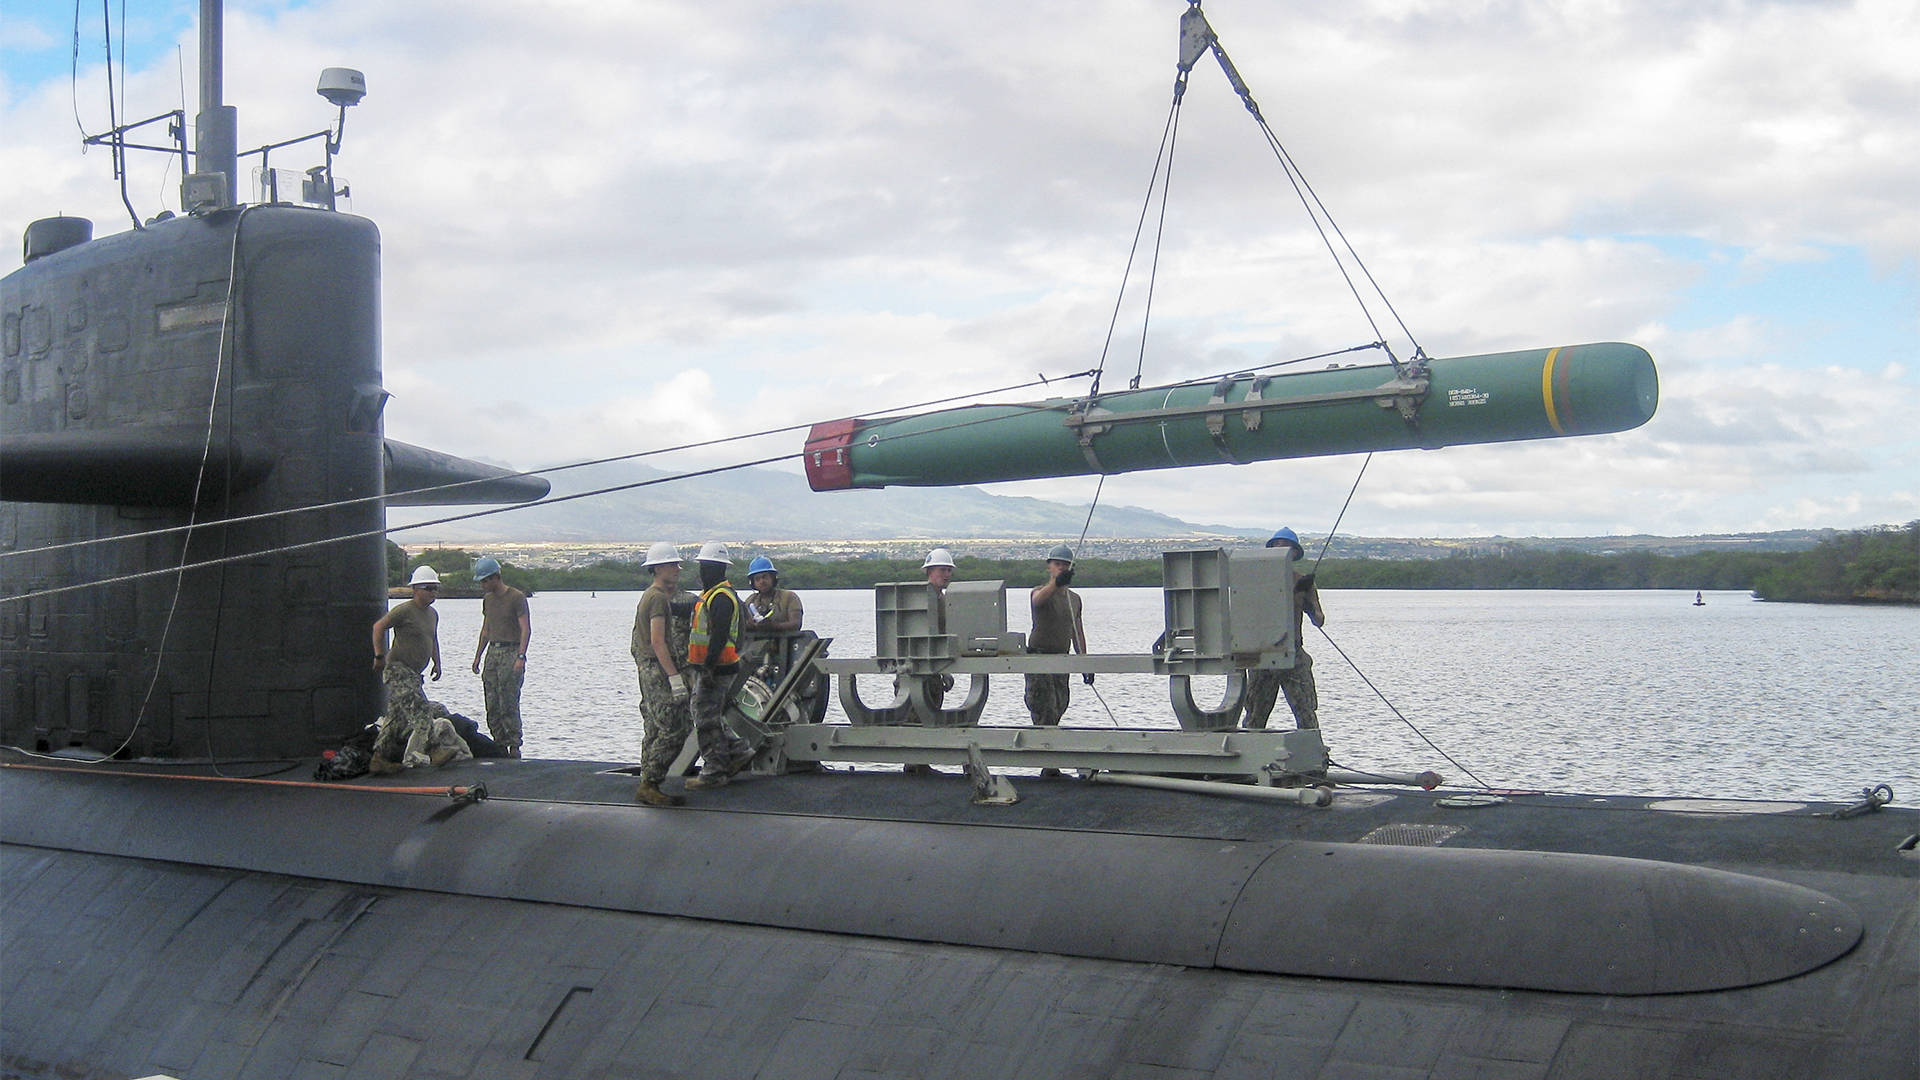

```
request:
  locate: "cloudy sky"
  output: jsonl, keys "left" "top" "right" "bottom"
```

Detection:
{"left": 4, "top": 0, "right": 1915, "bottom": 539}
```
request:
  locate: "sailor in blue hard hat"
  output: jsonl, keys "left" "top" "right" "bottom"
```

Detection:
{"left": 743, "top": 554, "right": 804, "bottom": 636}
{"left": 469, "top": 554, "right": 531, "bottom": 757}
{"left": 1245, "top": 526, "right": 1325, "bottom": 731}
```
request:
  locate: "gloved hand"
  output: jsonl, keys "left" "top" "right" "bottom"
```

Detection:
{"left": 668, "top": 672, "right": 690, "bottom": 702}
{"left": 1082, "top": 672, "right": 1095, "bottom": 686}
{"left": 1056, "top": 568, "right": 1075, "bottom": 587}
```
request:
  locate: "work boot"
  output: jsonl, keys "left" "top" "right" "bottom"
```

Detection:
{"left": 684, "top": 772, "right": 730, "bottom": 791}
{"left": 403, "top": 751, "right": 431, "bottom": 769}
{"left": 368, "top": 755, "right": 403, "bottom": 775}
{"left": 727, "top": 747, "right": 757, "bottom": 776}
{"left": 506, "top": 745, "right": 522, "bottom": 759}
{"left": 902, "top": 763, "right": 935, "bottom": 776}
{"left": 634, "top": 781, "right": 684, "bottom": 807}
{"left": 428, "top": 747, "right": 459, "bottom": 767}
{"left": 1039, "top": 768, "right": 1062, "bottom": 779}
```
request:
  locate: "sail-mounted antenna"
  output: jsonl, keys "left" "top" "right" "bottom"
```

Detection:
{"left": 187, "top": 0, "right": 238, "bottom": 212}
{"left": 80, "top": 0, "right": 363, "bottom": 219}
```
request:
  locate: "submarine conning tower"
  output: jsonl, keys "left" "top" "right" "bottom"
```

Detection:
{"left": 2, "top": 207, "right": 391, "bottom": 758}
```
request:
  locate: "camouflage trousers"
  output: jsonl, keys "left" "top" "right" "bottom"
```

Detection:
{"left": 373, "top": 660, "right": 440, "bottom": 762}
{"left": 689, "top": 667, "right": 752, "bottom": 778}
{"left": 1243, "top": 650, "right": 1318, "bottom": 730}
{"left": 480, "top": 644, "right": 524, "bottom": 751}
{"left": 1024, "top": 672, "right": 1070, "bottom": 727}
{"left": 635, "top": 663, "right": 747, "bottom": 785}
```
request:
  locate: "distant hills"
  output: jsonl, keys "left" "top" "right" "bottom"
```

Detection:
{"left": 390, "top": 461, "right": 1833, "bottom": 562}
{"left": 391, "top": 461, "right": 1261, "bottom": 546}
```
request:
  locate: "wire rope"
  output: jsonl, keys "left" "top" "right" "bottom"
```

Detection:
{"left": 1315, "top": 625, "right": 1491, "bottom": 789}
{"left": 0, "top": 370, "right": 1098, "bottom": 565}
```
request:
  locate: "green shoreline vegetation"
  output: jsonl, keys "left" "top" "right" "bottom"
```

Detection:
{"left": 394, "top": 521, "right": 1917, "bottom": 605}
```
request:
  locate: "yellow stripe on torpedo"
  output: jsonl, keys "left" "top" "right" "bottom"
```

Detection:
{"left": 1541, "top": 347, "right": 1566, "bottom": 436}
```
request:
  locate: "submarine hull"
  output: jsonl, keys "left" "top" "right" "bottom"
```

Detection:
{"left": 3, "top": 758, "right": 1914, "bottom": 1079}
{"left": 806, "top": 342, "right": 1657, "bottom": 490}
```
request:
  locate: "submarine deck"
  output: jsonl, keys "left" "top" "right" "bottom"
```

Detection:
{"left": 13, "top": 747, "right": 1916, "bottom": 880}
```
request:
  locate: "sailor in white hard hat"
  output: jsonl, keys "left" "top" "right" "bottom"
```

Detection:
{"left": 631, "top": 542, "right": 695, "bottom": 806}
{"left": 899, "top": 548, "right": 960, "bottom": 775}
{"left": 681, "top": 542, "right": 757, "bottom": 791}
{"left": 369, "top": 564, "right": 448, "bottom": 772}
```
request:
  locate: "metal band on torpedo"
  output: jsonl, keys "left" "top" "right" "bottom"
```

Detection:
{"left": 1073, "top": 404, "right": 1114, "bottom": 473}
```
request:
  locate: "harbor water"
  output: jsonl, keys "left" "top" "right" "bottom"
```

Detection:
{"left": 418, "top": 588, "right": 1919, "bottom": 803}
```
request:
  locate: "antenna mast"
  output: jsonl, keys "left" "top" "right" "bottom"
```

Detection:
{"left": 194, "top": 0, "right": 238, "bottom": 208}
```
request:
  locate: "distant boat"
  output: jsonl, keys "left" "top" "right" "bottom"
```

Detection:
{"left": 1694, "top": 591, "right": 1706, "bottom": 606}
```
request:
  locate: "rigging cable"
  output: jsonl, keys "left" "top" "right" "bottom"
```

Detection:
{"left": 67, "top": 0, "right": 86, "bottom": 138}
{"left": 1087, "top": 96, "right": 1181, "bottom": 401}
{"left": 1191, "top": 11, "right": 1426, "bottom": 372}
{"left": 1314, "top": 626, "right": 1491, "bottom": 789}
{"left": 0, "top": 370, "right": 1099, "bottom": 566}
{"left": 3, "top": 376, "right": 1175, "bottom": 605}
{"left": 1, "top": 337, "right": 1392, "bottom": 570}
{"left": 1076, "top": 40, "right": 1206, "bottom": 539}
{"left": 112, "top": 206, "right": 255, "bottom": 765}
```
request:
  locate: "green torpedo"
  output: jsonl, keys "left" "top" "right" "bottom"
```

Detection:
{"left": 805, "top": 342, "right": 1658, "bottom": 490}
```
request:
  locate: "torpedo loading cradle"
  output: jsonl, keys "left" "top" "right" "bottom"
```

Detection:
{"left": 762, "top": 547, "right": 1345, "bottom": 806}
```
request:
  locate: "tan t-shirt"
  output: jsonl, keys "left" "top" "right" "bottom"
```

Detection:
{"left": 481, "top": 585, "right": 529, "bottom": 645}
{"left": 1028, "top": 588, "right": 1082, "bottom": 654}
{"left": 744, "top": 587, "right": 803, "bottom": 632}
{"left": 630, "top": 585, "right": 692, "bottom": 668}
{"left": 385, "top": 600, "right": 438, "bottom": 670}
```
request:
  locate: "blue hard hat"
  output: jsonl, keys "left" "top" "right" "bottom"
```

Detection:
{"left": 1266, "top": 527, "right": 1300, "bottom": 549}
{"left": 472, "top": 556, "right": 502, "bottom": 579}
{"left": 747, "top": 556, "right": 777, "bottom": 577}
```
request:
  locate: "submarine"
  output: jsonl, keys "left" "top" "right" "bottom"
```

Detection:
{"left": 3, "top": 3, "right": 1916, "bottom": 1079}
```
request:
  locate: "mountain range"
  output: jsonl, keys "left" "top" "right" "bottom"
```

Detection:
{"left": 391, "top": 461, "right": 1259, "bottom": 545}
{"left": 389, "top": 461, "right": 1833, "bottom": 560}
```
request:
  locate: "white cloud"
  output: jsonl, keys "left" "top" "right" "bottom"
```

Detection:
{"left": 5, "top": 0, "right": 1916, "bottom": 538}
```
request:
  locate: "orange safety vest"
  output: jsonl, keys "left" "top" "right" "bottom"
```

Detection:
{"left": 688, "top": 582, "right": 742, "bottom": 666}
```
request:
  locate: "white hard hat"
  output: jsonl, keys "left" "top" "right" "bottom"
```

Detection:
{"left": 923, "top": 547, "right": 955, "bottom": 569}
{"left": 643, "top": 541, "right": 681, "bottom": 567}
{"left": 408, "top": 565, "right": 441, "bottom": 587}
{"left": 696, "top": 540, "right": 732, "bottom": 565}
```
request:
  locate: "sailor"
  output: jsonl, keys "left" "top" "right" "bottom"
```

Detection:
{"left": 682, "top": 542, "right": 757, "bottom": 791}
{"left": 469, "top": 556, "right": 531, "bottom": 758}
{"left": 740, "top": 554, "right": 804, "bottom": 681}
{"left": 1025, "top": 545, "right": 1088, "bottom": 776}
{"left": 370, "top": 565, "right": 447, "bottom": 771}
{"left": 899, "top": 547, "right": 956, "bottom": 774}
{"left": 1243, "top": 527, "right": 1325, "bottom": 730}
{"left": 742, "top": 555, "right": 804, "bottom": 635}
{"left": 630, "top": 542, "right": 696, "bottom": 806}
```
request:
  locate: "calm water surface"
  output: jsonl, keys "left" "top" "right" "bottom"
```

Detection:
{"left": 419, "top": 588, "right": 1918, "bottom": 802}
